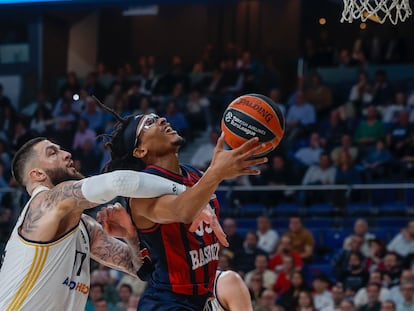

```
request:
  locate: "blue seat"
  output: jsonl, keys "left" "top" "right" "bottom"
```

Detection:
{"left": 308, "top": 203, "right": 335, "bottom": 216}
{"left": 378, "top": 202, "right": 406, "bottom": 216}
{"left": 370, "top": 228, "right": 390, "bottom": 242}
{"left": 405, "top": 188, "right": 414, "bottom": 207}
{"left": 377, "top": 217, "right": 407, "bottom": 229}
{"left": 371, "top": 187, "right": 397, "bottom": 206}
{"left": 236, "top": 218, "right": 256, "bottom": 231}
{"left": 271, "top": 218, "right": 289, "bottom": 231}
{"left": 306, "top": 264, "right": 335, "bottom": 283}
{"left": 240, "top": 203, "right": 266, "bottom": 217}
{"left": 346, "top": 202, "right": 373, "bottom": 216}
{"left": 305, "top": 218, "right": 333, "bottom": 229}
{"left": 272, "top": 203, "right": 301, "bottom": 216}
{"left": 320, "top": 229, "right": 352, "bottom": 250}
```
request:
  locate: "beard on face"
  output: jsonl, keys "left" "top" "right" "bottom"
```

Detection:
{"left": 45, "top": 167, "right": 84, "bottom": 186}
{"left": 171, "top": 136, "right": 186, "bottom": 147}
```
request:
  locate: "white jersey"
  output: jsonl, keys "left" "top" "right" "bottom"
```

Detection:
{"left": 0, "top": 186, "right": 91, "bottom": 311}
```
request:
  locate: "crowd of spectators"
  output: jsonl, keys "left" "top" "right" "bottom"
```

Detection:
{"left": 1, "top": 36, "right": 414, "bottom": 310}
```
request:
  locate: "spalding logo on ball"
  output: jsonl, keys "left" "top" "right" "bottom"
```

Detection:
{"left": 221, "top": 93, "right": 285, "bottom": 156}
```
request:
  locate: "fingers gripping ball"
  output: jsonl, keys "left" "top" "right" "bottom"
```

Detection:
{"left": 221, "top": 94, "right": 285, "bottom": 156}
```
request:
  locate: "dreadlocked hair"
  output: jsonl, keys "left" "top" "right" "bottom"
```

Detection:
{"left": 94, "top": 96, "right": 146, "bottom": 173}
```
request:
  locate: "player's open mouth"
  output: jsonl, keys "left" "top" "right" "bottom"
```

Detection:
{"left": 67, "top": 161, "right": 75, "bottom": 168}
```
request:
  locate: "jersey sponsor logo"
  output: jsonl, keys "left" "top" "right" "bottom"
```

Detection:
{"left": 62, "top": 277, "right": 89, "bottom": 295}
{"left": 189, "top": 242, "right": 219, "bottom": 270}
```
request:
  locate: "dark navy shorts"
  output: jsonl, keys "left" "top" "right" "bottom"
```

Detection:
{"left": 137, "top": 286, "right": 210, "bottom": 311}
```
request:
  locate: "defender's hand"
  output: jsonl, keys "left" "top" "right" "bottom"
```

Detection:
{"left": 189, "top": 204, "right": 229, "bottom": 247}
{"left": 97, "top": 203, "right": 136, "bottom": 239}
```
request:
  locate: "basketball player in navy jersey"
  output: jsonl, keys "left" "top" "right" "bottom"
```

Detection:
{"left": 102, "top": 110, "right": 260, "bottom": 310}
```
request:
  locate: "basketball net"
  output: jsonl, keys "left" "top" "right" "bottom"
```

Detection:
{"left": 341, "top": 0, "right": 412, "bottom": 24}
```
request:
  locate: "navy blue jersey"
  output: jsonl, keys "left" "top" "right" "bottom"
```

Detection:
{"left": 138, "top": 164, "right": 220, "bottom": 297}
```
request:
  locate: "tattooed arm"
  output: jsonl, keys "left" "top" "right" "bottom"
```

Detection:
{"left": 83, "top": 205, "right": 142, "bottom": 277}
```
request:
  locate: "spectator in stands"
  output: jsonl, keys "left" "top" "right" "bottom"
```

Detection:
{"left": 354, "top": 271, "right": 390, "bottom": 308}
{"left": 255, "top": 289, "right": 279, "bottom": 311}
{"left": 322, "top": 283, "right": 345, "bottom": 311}
{"left": 278, "top": 271, "right": 311, "bottom": 310}
{"left": 382, "top": 252, "right": 403, "bottom": 289}
{"left": 273, "top": 254, "right": 297, "bottom": 295}
{"left": 59, "top": 71, "right": 81, "bottom": 97}
{"left": 331, "top": 134, "right": 359, "bottom": 164}
{"left": 269, "top": 235, "right": 303, "bottom": 273}
{"left": 320, "top": 110, "right": 349, "bottom": 150}
{"left": 286, "top": 91, "right": 317, "bottom": 141}
{"left": 245, "top": 254, "right": 277, "bottom": 290}
{"left": 257, "top": 216, "right": 279, "bottom": 254}
{"left": 395, "top": 281, "right": 414, "bottom": 311}
{"left": 334, "top": 235, "right": 365, "bottom": 282}
{"left": 91, "top": 263, "right": 119, "bottom": 287}
{"left": 332, "top": 148, "right": 360, "bottom": 207}
{"left": 301, "top": 152, "right": 336, "bottom": 204}
{"left": 222, "top": 217, "right": 244, "bottom": 255}
{"left": 84, "top": 71, "right": 107, "bottom": 100}
{"left": 348, "top": 71, "right": 373, "bottom": 115}
{"left": 356, "top": 283, "right": 382, "bottom": 311}
{"left": 341, "top": 299, "right": 357, "bottom": 311}
{"left": 257, "top": 154, "right": 293, "bottom": 188}
{"left": 162, "top": 100, "right": 190, "bottom": 141}
{"left": 11, "top": 121, "right": 34, "bottom": 153}
{"left": 185, "top": 87, "right": 212, "bottom": 132}
{"left": 312, "top": 274, "right": 334, "bottom": 310}
{"left": 75, "top": 139, "right": 103, "bottom": 176}
{"left": 92, "top": 298, "right": 111, "bottom": 311}
{"left": 126, "top": 295, "right": 139, "bottom": 311}
{"left": 360, "top": 139, "right": 393, "bottom": 182}
{"left": 294, "top": 132, "right": 324, "bottom": 168}
{"left": 381, "top": 301, "right": 397, "bottom": 311}
{"left": 114, "top": 284, "right": 132, "bottom": 311}
{"left": 0, "top": 139, "right": 11, "bottom": 176}
{"left": 381, "top": 91, "right": 407, "bottom": 126}
{"left": 387, "top": 111, "right": 412, "bottom": 158}
{"left": 296, "top": 290, "right": 316, "bottom": 311}
{"left": 372, "top": 70, "right": 394, "bottom": 107}
{"left": 30, "top": 105, "right": 55, "bottom": 136}
{"left": 344, "top": 219, "right": 376, "bottom": 257}
{"left": 190, "top": 129, "right": 219, "bottom": 171}
{"left": 283, "top": 217, "right": 315, "bottom": 262}
{"left": 138, "top": 65, "right": 155, "bottom": 96}
{"left": 397, "top": 130, "right": 414, "bottom": 178}
{"left": 248, "top": 272, "right": 266, "bottom": 305}
{"left": 388, "top": 269, "right": 414, "bottom": 306}
{"left": 85, "top": 283, "right": 114, "bottom": 311}
{"left": 235, "top": 231, "right": 268, "bottom": 275}
{"left": 354, "top": 105, "right": 386, "bottom": 149}
{"left": 116, "top": 273, "right": 147, "bottom": 298}
{"left": 305, "top": 72, "right": 333, "bottom": 118}
{"left": 80, "top": 97, "right": 105, "bottom": 133}
{"left": 388, "top": 220, "right": 414, "bottom": 258}
{"left": 341, "top": 251, "right": 369, "bottom": 295}
{"left": 365, "top": 239, "right": 387, "bottom": 272}
{"left": 0, "top": 102, "right": 17, "bottom": 141}
{"left": 0, "top": 83, "right": 12, "bottom": 107}
{"left": 22, "top": 89, "right": 53, "bottom": 117}
{"left": 72, "top": 118, "right": 97, "bottom": 152}
{"left": 0, "top": 161, "right": 11, "bottom": 204}
{"left": 104, "top": 81, "right": 123, "bottom": 109}
{"left": 269, "top": 88, "right": 286, "bottom": 116}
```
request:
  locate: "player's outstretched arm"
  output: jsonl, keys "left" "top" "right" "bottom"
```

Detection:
{"left": 83, "top": 205, "right": 142, "bottom": 277}
{"left": 130, "top": 135, "right": 267, "bottom": 224}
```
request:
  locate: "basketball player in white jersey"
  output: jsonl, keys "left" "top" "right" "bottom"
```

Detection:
{"left": 0, "top": 136, "right": 235, "bottom": 311}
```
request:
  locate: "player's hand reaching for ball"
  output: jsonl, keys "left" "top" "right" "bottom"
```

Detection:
{"left": 97, "top": 203, "right": 137, "bottom": 239}
{"left": 208, "top": 133, "right": 268, "bottom": 181}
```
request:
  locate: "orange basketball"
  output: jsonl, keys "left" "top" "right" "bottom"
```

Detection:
{"left": 221, "top": 94, "right": 285, "bottom": 156}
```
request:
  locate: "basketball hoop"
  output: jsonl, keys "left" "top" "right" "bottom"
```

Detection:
{"left": 341, "top": 0, "right": 412, "bottom": 24}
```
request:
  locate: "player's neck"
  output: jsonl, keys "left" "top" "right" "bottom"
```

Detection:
{"left": 27, "top": 181, "right": 52, "bottom": 196}
{"left": 149, "top": 154, "right": 181, "bottom": 175}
